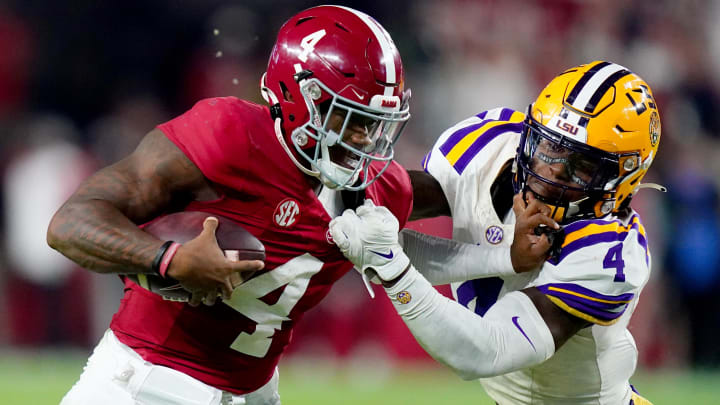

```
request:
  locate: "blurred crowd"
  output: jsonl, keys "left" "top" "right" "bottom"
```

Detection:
{"left": 1, "top": 0, "right": 719, "bottom": 369}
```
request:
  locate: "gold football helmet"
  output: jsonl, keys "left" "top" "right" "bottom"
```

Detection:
{"left": 514, "top": 61, "right": 663, "bottom": 223}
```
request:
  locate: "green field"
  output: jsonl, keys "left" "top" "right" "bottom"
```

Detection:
{"left": 2, "top": 350, "right": 719, "bottom": 404}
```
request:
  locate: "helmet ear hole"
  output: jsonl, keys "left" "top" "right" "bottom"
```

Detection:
{"left": 279, "top": 81, "right": 293, "bottom": 102}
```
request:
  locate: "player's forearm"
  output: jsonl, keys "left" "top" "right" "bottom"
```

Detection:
{"left": 384, "top": 266, "right": 554, "bottom": 379}
{"left": 399, "top": 229, "right": 515, "bottom": 285}
{"left": 47, "top": 198, "right": 163, "bottom": 274}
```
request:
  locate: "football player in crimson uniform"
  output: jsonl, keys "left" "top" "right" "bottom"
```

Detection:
{"left": 47, "top": 6, "right": 419, "bottom": 405}
{"left": 330, "top": 61, "right": 661, "bottom": 404}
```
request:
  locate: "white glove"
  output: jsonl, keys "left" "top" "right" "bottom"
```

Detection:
{"left": 329, "top": 200, "right": 410, "bottom": 298}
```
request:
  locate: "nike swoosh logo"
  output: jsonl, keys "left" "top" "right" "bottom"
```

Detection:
{"left": 350, "top": 88, "right": 365, "bottom": 100}
{"left": 512, "top": 316, "right": 537, "bottom": 351}
{"left": 369, "top": 249, "right": 394, "bottom": 259}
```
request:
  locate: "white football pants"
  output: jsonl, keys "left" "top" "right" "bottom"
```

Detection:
{"left": 60, "top": 329, "right": 280, "bottom": 405}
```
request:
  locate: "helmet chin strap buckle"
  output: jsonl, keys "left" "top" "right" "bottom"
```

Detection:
{"left": 269, "top": 104, "right": 282, "bottom": 121}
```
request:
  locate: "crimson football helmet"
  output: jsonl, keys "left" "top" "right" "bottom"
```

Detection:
{"left": 261, "top": 5, "right": 410, "bottom": 190}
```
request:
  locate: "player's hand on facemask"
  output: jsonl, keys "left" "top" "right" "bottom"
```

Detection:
{"left": 511, "top": 192, "right": 560, "bottom": 273}
{"left": 329, "top": 200, "right": 410, "bottom": 284}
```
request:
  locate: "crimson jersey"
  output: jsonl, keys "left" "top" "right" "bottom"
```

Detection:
{"left": 109, "top": 97, "right": 412, "bottom": 394}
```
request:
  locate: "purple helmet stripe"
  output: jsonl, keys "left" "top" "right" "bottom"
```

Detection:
{"left": 566, "top": 61, "right": 611, "bottom": 105}
{"left": 584, "top": 69, "right": 631, "bottom": 112}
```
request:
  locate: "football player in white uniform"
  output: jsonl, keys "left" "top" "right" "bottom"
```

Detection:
{"left": 329, "top": 61, "right": 661, "bottom": 404}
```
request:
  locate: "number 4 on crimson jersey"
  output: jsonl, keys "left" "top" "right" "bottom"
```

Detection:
{"left": 109, "top": 96, "right": 412, "bottom": 395}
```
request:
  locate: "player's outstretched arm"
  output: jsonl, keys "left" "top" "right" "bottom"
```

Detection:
{"left": 329, "top": 201, "right": 586, "bottom": 379}
{"left": 398, "top": 192, "right": 558, "bottom": 284}
{"left": 47, "top": 129, "right": 262, "bottom": 301}
{"left": 383, "top": 268, "right": 593, "bottom": 379}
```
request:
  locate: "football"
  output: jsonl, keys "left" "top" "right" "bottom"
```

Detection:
{"left": 125, "top": 211, "right": 265, "bottom": 301}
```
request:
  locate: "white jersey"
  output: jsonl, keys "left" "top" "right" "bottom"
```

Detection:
{"left": 423, "top": 108, "right": 651, "bottom": 404}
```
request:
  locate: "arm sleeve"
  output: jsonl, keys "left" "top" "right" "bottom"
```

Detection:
{"left": 385, "top": 266, "right": 555, "bottom": 380}
{"left": 399, "top": 228, "right": 515, "bottom": 285}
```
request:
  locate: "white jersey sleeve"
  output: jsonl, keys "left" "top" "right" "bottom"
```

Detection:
{"left": 529, "top": 211, "right": 651, "bottom": 326}
{"left": 410, "top": 108, "right": 525, "bottom": 284}
{"left": 421, "top": 107, "right": 524, "bottom": 219}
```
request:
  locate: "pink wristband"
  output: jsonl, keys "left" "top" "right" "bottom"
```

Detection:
{"left": 158, "top": 242, "right": 181, "bottom": 278}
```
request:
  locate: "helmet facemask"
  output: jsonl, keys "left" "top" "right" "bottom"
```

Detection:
{"left": 290, "top": 77, "right": 410, "bottom": 190}
{"left": 514, "top": 112, "right": 638, "bottom": 224}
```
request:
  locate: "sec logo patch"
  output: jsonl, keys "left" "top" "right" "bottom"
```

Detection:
{"left": 273, "top": 198, "right": 300, "bottom": 228}
{"left": 485, "top": 225, "right": 504, "bottom": 244}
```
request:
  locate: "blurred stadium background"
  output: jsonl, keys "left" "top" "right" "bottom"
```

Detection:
{"left": 1, "top": 0, "right": 719, "bottom": 403}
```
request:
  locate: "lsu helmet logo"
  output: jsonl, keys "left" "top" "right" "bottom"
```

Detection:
{"left": 555, "top": 120, "right": 579, "bottom": 135}
{"left": 649, "top": 111, "right": 660, "bottom": 146}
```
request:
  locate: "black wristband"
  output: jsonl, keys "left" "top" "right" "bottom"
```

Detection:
{"left": 151, "top": 241, "right": 175, "bottom": 277}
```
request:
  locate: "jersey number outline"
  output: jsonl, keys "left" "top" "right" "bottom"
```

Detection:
{"left": 603, "top": 243, "right": 626, "bottom": 282}
{"left": 224, "top": 254, "right": 324, "bottom": 357}
{"left": 298, "top": 30, "right": 326, "bottom": 62}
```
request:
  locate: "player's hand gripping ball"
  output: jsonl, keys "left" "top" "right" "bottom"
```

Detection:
{"left": 125, "top": 211, "right": 265, "bottom": 301}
